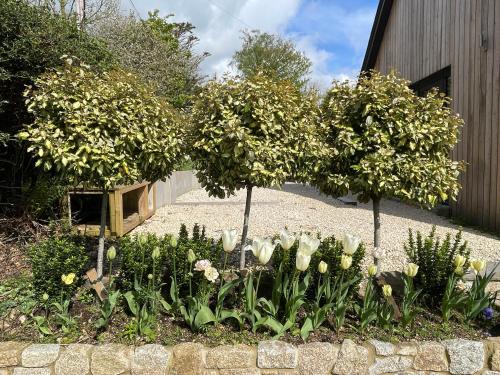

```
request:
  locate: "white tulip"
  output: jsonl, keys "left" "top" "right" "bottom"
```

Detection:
{"left": 298, "top": 234, "right": 320, "bottom": 256}
{"left": 222, "top": 229, "right": 238, "bottom": 253}
{"left": 342, "top": 233, "right": 361, "bottom": 255}
{"left": 245, "top": 237, "right": 275, "bottom": 265}
{"left": 279, "top": 229, "right": 295, "bottom": 250}
{"left": 296, "top": 252, "right": 311, "bottom": 272}
{"left": 258, "top": 239, "right": 276, "bottom": 265}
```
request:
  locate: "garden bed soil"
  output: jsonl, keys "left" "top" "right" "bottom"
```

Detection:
{"left": 0, "top": 279, "right": 495, "bottom": 347}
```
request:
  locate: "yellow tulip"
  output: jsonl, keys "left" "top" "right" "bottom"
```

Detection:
{"left": 404, "top": 263, "right": 419, "bottom": 278}
{"left": 340, "top": 255, "right": 352, "bottom": 270}
{"left": 454, "top": 255, "right": 466, "bottom": 268}
{"left": 368, "top": 264, "right": 378, "bottom": 277}
{"left": 470, "top": 259, "right": 486, "bottom": 274}
{"left": 382, "top": 284, "right": 392, "bottom": 298}
{"left": 318, "top": 261, "right": 328, "bottom": 274}
{"left": 61, "top": 273, "right": 76, "bottom": 285}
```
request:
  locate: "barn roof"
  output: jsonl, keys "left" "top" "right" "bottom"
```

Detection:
{"left": 361, "top": 0, "right": 394, "bottom": 72}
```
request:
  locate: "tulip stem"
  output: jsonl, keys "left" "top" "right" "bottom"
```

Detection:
{"left": 255, "top": 269, "right": 263, "bottom": 304}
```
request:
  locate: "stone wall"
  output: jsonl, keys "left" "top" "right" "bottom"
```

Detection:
{"left": 1, "top": 339, "right": 500, "bottom": 375}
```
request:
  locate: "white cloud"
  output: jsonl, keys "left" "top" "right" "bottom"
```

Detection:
{"left": 130, "top": 0, "right": 301, "bottom": 76}
{"left": 128, "top": 0, "right": 375, "bottom": 87}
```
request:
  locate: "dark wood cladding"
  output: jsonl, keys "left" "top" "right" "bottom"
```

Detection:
{"left": 363, "top": 0, "right": 500, "bottom": 232}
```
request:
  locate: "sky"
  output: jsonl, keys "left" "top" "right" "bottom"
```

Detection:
{"left": 124, "top": 0, "right": 378, "bottom": 88}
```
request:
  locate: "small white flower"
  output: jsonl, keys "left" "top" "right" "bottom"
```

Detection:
{"left": 246, "top": 237, "right": 275, "bottom": 265}
{"left": 204, "top": 266, "right": 219, "bottom": 283}
{"left": 194, "top": 259, "right": 212, "bottom": 272}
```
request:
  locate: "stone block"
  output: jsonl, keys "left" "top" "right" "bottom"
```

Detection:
{"left": 13, "top": 368, "right": 51, "bottom": 375}
{"left": 170, "top": 342, "right": 204, "bottom": 375}
{"left": 0, "top": 342, "right": 27, "bottom": 367}
{"left": 297, "top": 342, "right": 339, "bottom": 375}
{"left": 206, "top": 345, "right": 255, "bottom": 369}
{"left": 369, "top": 356, "right": 412, "bottom": 375}
{"left": 413, "top": 342, "right": 448, "bottom": 372}
{"left": 90, "top": 344, "right": 132, "bottom": 375}
{"left": 443, "top": 339, "right": 485, "bottom": 375}
{"left": 369, "top": 340, "right": 395, "bottom": 356}
{"left": 132, "top": 344, "right": 171, "bottom": 375}
{"left": 332, "top": 339, "right": 370, "bottom": 375}
{"left": 257, "top": 341, "right": 297, "bottom": 369}
{"left": 55, "top": 344, "right": 93, "bottom": 375}
{"left": 21, "top": 344, "right": 59, "bottom": 368}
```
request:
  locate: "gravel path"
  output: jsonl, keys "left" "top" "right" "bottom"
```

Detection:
{"left": 133, "top": 183, "right": 500, "bottom": 273}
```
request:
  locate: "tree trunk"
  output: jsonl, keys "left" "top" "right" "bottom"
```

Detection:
{"left": 239, "top": 185, "right": 253, "bottom": 270}
{"left": 97, "top": 188, "right": 108, "bottom": 278}
{"left": 372, "top": 196, "right": 381, "bottom": 266}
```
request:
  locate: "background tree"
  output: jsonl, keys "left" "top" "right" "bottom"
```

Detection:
{"left": 231, "top": 30, "right": 312, "bottom": 91}
{"left": 190, "top": 74, "right": 320, "bottom": 269}
{"left": 94, "top": 11, "right": 206, "bottom": 108}
{"left": 19, "top": 61, "right": 185, "bottom": 277}
{"left": 311, "top": 71, "right": 464, "bottom": 262}
{"left": 0, "top": 0, "right": 113, "bottom": 214}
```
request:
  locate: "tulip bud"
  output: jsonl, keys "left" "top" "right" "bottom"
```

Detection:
{"left": 107, "top": 246, "right": 116, "bottom": 261}
{"left": 187, "top": 249, "right": 196, "bottom": 263}
{"left": 138, "top": 234, "right": 147, "bottom": 245}
{"left": 404, "top": 263, "right": 419, "bottom": 278}
{"left": 147, "top": 273, "right": 153, "bottom": 280}
{"left": 318, "top": 261, "right": 328, "bottom": 274}
{"left": 454, "top": 266, "right": 464, "bottom": 276}
{"left": 454, "top": 255, "right": 466, "bottom": 268}
{"left": 382, "top": 284, "right": 392, "bottom": 298}
{"left": 152, "top": 246, "right": 160, "bottom": 260}
{"left": 340, "top": 255, "right": 353, "bottom": 270}
{"left": 170, "top": 236, "right": 178, "bottom": 248}
{"left": 368, "top": 264, "right": 378, "bottom": 277}
{"left": 42, "top": 293, "right": 49, "bottom": 301}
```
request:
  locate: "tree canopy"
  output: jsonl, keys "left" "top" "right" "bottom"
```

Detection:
{"left": 190, "top": 73, "right": 320, "bottom": 198}
{"left": 20, "top": 60, "right": 185, "bottom": 189}
{"left": 94, "top": 11, "right": 206, "bottom": 108}
{"left": 312, "top": 71, "right": 464, "bottom": 207}
{"left": 231, "top": 30, "right": 312, "bottom": 90}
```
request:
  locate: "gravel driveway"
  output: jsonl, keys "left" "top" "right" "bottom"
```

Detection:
{"left": 133, "top": 183, "right": 500, "bottom": 272}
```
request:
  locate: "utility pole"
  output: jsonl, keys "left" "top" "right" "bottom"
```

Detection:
{"left": 76, "top": 0, "right": 85, "bottom": 27}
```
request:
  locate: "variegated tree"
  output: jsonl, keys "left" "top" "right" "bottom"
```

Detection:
{"left": 311, "top": 71, "right": 464, "bottom": 262}
{"left": 19, "top": 60, "right": 184, "bottom": 276}
{"left": 190, "top": 74, "right": 320, "bottom": 269}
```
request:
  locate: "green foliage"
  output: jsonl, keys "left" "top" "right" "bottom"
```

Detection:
{"left": 463, "top": 268, "right": 497, "bottom": 322}
{"left": 23, "top": 175, "right": 68, "bottom": 219}
{"left": 441, "top": 274, "right": 467, "bottom": 323}
{"left": 94, "top": 11, "right": 205, "bottom": 108}
{"left": 273, "top": 234, "right": 365, "bottom": 297}
{"left": 0, "top": 0, "right": 113, "bottom": 209}
{"left": 405, "top": 226, "right": 470, "bottom": 304}
{"left": 117, "top": 233, "right": 170, "bottom": 292}
{"left": 232, "top": 30, "right": 312, "bottom": 90}
{"left": 27, "top": 236, "right": 88, "bottom": 301}
{"left": 20, "top": 60, "right": 184, "bottom": 190}
{"left": 312, "top": 71, "right": 464, "bottom": 206}
{"left": 190, "top": 74, "right": 320, "bottom": 198}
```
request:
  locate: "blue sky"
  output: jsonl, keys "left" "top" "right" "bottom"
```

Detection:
{"left": 125, "top": 0, "right": 378, "bottom": 87}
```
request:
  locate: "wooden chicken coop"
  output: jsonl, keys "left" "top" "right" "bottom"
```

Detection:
{"left": 68, "top": 181, "right": 156, "bottom": 237}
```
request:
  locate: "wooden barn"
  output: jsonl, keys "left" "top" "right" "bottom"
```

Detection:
{"left": 362, "top": 0, "right": 500, "bottom": 232}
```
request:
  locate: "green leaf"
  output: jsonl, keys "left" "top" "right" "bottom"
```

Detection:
{"left": 194, "top": 305, "right": 216, "bottom": 329}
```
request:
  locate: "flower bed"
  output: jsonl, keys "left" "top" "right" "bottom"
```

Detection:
{"left": 0, "top": 224, "right": 497, "bottom": 347}
{"left": 2, "top": 338, "right": 500, "bottom": 374}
